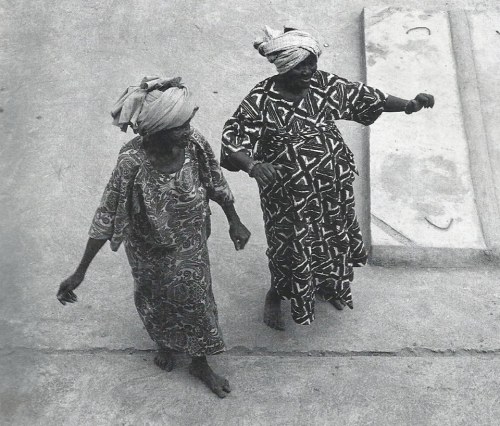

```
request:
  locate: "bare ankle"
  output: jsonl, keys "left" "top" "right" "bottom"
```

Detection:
{"left": 191, "top": 356, "right": 208, "bottom": 366}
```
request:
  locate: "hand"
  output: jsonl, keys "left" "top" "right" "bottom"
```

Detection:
{"left": 229, "top": 220, "right": 251, "bottom": 251}
{"left": 250, "top": 162, "right": 283, "bottom": 186}
{"left": 405, "top": 93, "right": 435, "bottom": 114}
{"left": 57, "top": 272, "right": 84, "bottom": 305}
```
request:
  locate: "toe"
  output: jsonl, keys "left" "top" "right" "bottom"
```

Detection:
{"left": 214, "top": 387, "right": 228, "bottom": 398}
{"left": 330, "top": 299, "right": 344, "bottom": 311}
{"left": 221, "top": 378, "right": 231, "bottom": 393}
{"left": 154, "top": 355, "right": 174, "bottom": 371}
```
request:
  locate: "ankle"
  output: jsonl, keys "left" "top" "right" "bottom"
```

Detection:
{"left": 191, "top": 356, "right": 208, "bottom": 366}
{"left": 267, "top": 288, "right": 280, "bottom": 300}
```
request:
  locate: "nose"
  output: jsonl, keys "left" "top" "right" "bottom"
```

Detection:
{"left": 302, "top": 66, "right": 313, "bottom": 76}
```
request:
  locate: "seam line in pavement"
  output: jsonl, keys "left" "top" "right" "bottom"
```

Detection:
{"left": 3, "top": 346, "right": 500, "bottom": 358}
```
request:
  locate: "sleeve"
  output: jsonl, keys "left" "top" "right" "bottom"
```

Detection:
{"left": 220, "top": 92, "right": 263, "bottom": 171}
{"left": 194, "top": 131, "right": 235, "bottom": 206}
{"left": 329, "top": 75, "right": 387, "bottom": 126}
{"left": 88, "top": 155, "right": 134, "bottom": 242}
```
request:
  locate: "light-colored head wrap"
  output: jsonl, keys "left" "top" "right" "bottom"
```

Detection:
{"left": 253, "top": 26, "right": 322, "bottom": 74}
{"left": 111, "top": 76, "right": 197, "bottom": 135}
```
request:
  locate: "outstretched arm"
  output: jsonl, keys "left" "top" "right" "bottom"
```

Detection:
{"left": 384, "top": 93, "right": 435, "bottom": 114}
{"left": 57, "top": 237, "right": 107, "bottom": 305}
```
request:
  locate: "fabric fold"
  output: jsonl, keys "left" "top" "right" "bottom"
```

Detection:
{"left": 253, "top": 26, "right": 322, "bottom": 74}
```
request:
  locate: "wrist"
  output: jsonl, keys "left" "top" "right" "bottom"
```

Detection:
{"left": 247, "top": 160, "right": 263, "bottom": 177}
{"left": 404, "top": 100, "right": 414, "bottom": 114}
{"left": 228, "top": 215, "right": 242, "bottom": 226}
{"left": 222, "top": 202, "right": 240, "bottom": 225}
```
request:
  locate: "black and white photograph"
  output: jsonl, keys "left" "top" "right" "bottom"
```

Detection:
{"left": 1, "top": 0, "right": 499, "bottom": 424}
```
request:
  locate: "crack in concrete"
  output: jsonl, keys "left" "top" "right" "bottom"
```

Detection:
{"left": 2, "top": 346, "right": 500, "bottom": 358}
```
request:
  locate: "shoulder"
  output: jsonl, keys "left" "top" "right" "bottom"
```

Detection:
{"left": 191, "top": 128, "right": 208, "bottom": 146}
{"left": 242, "top": 77, "right": 273, "bottom": 101}
{"left": 190, "top": 128, "right": 214, "bottom": 153}
{"left": 115, "top": 136, "right": 143, "bottom": 174}
{"left": 251, "top": 76, "right": 273, "bottom": 92}
{"left": 233, "top": 77, "right": 273, "bottom": 118}
{"left": 313, "top": 70, "right": 350, "bottom": 89}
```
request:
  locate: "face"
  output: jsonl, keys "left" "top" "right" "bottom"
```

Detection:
{"left": 283, "top": 53, "right": 318, "bottom": 90}
{"left": 164, "top": 119, "right": 193, "bottom": 148}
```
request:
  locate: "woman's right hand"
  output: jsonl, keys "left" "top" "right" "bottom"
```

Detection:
{"left": 251, "top": 163, "right": 282, "bottom": 186}
{"left": 57, "top": 272, "right": 84, "bottom": 305}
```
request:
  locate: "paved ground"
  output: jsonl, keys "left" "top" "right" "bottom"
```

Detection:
{"left": 1, "top": 0, "right": 500, "bottom": 425}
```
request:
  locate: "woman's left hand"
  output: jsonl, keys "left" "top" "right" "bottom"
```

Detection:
{"left": 229, "top": 220, "right": 251, "bottom": 251}
{"left": 405, "top": 93, "right": 435, "bottom": 114}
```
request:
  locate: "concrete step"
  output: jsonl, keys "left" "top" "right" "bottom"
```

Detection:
{"left": 364, "top": 8, "right": 500, "bottom": 266}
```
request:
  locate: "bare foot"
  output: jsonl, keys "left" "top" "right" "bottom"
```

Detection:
{"left": 154, "top": 349, "right": 175, "bottom": 372}
{"left": 263, "top": 289, "right": 285, "bottom": 330}
{"left": 189, "top": 359, "right": 231, "bottom": 398}
{"left": 328, "top": 299, "right": 345, "bottom": 311}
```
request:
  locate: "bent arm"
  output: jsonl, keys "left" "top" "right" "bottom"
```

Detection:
{"left": 227, "top": 151, "right": 254, "bottom": 173}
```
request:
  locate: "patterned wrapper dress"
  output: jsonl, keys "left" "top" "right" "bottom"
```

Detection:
{"left": 221, "top": 70, "right": 387, "bottom": 325}
{"left": 89, "top": 129, "right": 234, "bottom": 356}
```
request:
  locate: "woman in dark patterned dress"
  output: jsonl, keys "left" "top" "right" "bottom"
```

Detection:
{"left": 221, "top": 27, "right": 434, "bottom": 330}
{"left": 57, "top": 77, "right": 251, "bottom": 398}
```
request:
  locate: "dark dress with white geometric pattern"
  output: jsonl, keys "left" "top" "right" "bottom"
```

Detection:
{"left": 89, "top": 130, "right": 234, "bottom": 356}
{"left": 221, "top": 70, "right": 386, "bottom": 325}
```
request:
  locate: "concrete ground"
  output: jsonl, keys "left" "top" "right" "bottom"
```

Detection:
{"left": 1, "top": 0, "right": 500, "bottom": 425}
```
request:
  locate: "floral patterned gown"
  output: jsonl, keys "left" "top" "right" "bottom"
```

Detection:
{"left": 221, "top": 71, "right": 387, "bottom": 325}
{"left": 89, "top": 129, "right": 234, "bottom": 356}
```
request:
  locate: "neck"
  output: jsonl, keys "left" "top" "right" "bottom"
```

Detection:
{"left": 275, "top": 75, "right": 308, "bottom": 95}
{"left": 144, "top": 134, "right": 175, "bottom": 156}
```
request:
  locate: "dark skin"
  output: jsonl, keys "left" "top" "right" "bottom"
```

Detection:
{"left": 228, "top": 53, "right": 435, "bottom": 330}
{"left": 57, "top": 118, "right": 251, "bottom": 398}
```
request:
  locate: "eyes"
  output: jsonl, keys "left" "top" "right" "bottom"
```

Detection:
{"left": 293, "top": 55, "right": 317, "bottom": 74}
{"left": 170, "top": 121, "right": 191, "bottom": 134}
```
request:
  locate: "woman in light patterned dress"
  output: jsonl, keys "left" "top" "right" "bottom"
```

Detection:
{"left": 57, "top": 77, "right": 251, "bottom": 398}
{"left": 221, "top": 27, "right": 434, "bottom": 330}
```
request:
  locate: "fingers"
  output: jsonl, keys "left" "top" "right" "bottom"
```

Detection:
{"left": 231, "top": 232, "right": 251, "bottom": 251}
{"left": 57, "top": 288, "right": 78, "bottom": 305}
{"left": 253, "top": 163, "right": 280, "bottom": 186}
{"left": 406, "top": 94, "right": 435, "bottom": 114}
{"left": 424, "top": 94, "right": 435, "bottom": 108}
{"left": 230, "top": 223, "right": 251, "bottom": 251}
{"left": 416, "top": 93, "right": 435, "bottom": 108}
{"left": 232, "top": 236, "right": 241, "bottom": 251}
{"left": 237, "top": 232, "right": 250, "bottom": 250}
{"left": 258, "top": 165, "right": 276, "bottom": 185}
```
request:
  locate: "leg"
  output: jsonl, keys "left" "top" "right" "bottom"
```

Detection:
{"left": 263, "top": 286, "right": 285, "bottom": 331}
{"left": 328, "top": 298, "right": 345, "bottom": 311}
{"left": 154, "top": 346, "right": 175, "bottom": 372}
{"left": 189, "top": 356, "right": 231, "bottom": 398}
